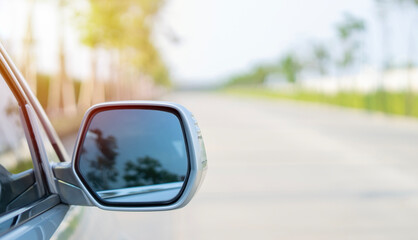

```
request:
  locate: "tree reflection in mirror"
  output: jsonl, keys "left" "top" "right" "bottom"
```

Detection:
{"left": 77, "top": 108, "right": 189, "bottom": 204}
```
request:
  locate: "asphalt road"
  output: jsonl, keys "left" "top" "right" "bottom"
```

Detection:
{"left": 62, "top": 92, "right": 418, "bottom": 240}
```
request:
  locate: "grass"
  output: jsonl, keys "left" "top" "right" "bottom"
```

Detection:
{"left": 9, "top": 158, "right": 33, "bottom": 174}
{"left": 224, "top": 86, "right": 418, "bottom": 118}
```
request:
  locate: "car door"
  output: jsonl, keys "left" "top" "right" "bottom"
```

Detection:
{"left": 0, "top": 44, "right": 70, "bottom": 240}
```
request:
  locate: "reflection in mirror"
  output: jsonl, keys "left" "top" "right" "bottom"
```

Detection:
{"left": 77, "top": 108, "right": 188, "bottom": 204}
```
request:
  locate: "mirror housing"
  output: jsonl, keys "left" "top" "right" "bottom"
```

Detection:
{"left": 52, "top": 101, "right": 207, "bottom": 211}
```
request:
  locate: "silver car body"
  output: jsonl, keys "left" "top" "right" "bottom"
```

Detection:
{"left": 0, "top": 42, "right": 207, "bottom": 239}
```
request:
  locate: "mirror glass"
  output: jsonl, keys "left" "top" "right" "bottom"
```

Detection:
{"left": 77, "top": 108, "right": 189, "bottom": 204}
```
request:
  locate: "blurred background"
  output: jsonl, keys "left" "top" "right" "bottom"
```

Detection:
{"left": 1, "top": 0, "right": 418, "bottom": 239}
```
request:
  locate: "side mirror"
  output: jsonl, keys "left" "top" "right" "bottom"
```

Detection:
{"left": 52, "top": 101, "right": 207, "bottom": 211}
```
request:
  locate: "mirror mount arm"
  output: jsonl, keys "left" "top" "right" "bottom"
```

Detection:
{"left": 51, "top": 162, "right": 93, "bottom": 206}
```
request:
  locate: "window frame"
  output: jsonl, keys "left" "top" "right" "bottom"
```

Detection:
{"left": 0, "top": 44, "right": 69, "bottom": 164}
{"left": 0, "top": 43, "right": 67, "bottom": 236}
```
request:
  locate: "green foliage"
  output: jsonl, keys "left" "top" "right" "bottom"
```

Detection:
{"left": 227, "top": 66, "right": 273, "bottom": 86}
{"left": 311, "top": 44, "right": 330, "bottom": 76}
{"left": 226, "top": 87, "right": 418, "bottom": 118}
{"left": 279, "top": 53, "right": 302, "bottom": 83}
{"left": 78, "top": 0, "right": 170, "bottom": 86}
{"left": 226, "top": 11, "right": 368, "bottom": 87}
{"left": 336, "top": 14, "right": 365, "bottom": 40}
{"left": 123, "top": 156, "right": 181, "bottom": 187}
{"left": 335, "top": 13, "right": 366, "bottom": 69}
{"left": 9, "top": 158, "right": 33, "bottom": 174}
{"left": 226, "top": 54, "right": 302, "bottom": 86}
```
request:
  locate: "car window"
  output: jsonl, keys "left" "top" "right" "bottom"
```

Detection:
{"left": 34, "top": 117, "right": 61, "bottom": 163}
{"left": 0, "top": 76, "right": 44, "bottom": 216}
{"left": 0, "top": 85, "right": 31, "bottom": 174}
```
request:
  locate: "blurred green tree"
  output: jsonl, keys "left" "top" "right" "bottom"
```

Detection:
{"left": 279, "top": 53, "right": 302, "bottom": 83}
{"left": 335, "top": 13, "right": 366, "bottom": 73}
{"left": 226, "top": 65, "right": 270, "bottom": 86}
{"left": 311, "top": 43, "right": 330, "bottom": 76}
{"left": 77, "top": 0, "right": 170, "bottom": 108}
{"left": 375, "top": 0, "right": 418, "bottom": 114}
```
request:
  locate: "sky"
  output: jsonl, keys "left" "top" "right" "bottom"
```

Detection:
{"left": 155, "top": 0, "right": 375, "bottom": 86}
{"left": 0, "top": 0, "right": 416, "bottom": 86}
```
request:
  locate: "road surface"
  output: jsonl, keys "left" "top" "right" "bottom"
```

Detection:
{"left": 61, "top": 92, "right": 418, "bottom": 240}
